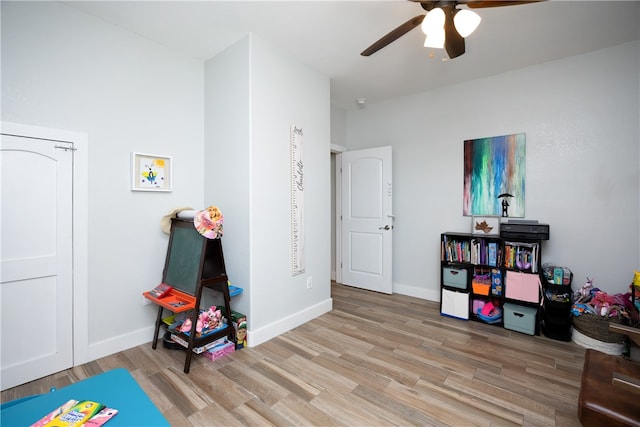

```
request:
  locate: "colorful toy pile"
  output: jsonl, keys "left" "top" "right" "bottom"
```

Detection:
{"left": 175, "top": 306, "right": 224, "bottom": 338}
{"left": 571, "top": 277, "right": 636, "bottom": 320}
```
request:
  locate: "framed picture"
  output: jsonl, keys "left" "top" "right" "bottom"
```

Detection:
{"left": 471, "top": 216, "right": 500, "bottom": 236}
{"left": 463, "top": 133, "right": 526, "bottom": 217}
{"left": 131, "top": 152, "right": 172, "bottom": 192}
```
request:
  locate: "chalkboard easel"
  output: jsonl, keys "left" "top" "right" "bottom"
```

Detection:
{"left": 149, "top": 218, "right": 235, "bottom": 373}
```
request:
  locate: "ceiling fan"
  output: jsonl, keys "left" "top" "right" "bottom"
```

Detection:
{"left": 361, "top": 1, "right": 541, "bottom": 60}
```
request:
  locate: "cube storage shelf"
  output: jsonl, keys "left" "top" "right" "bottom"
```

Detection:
{"left": 440, "top": 231, "right": 553, "bottom": 337}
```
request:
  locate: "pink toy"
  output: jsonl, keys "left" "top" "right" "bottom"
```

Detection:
{"left": 179, "top": 317, "right": 203, "bottom": 336}
{"left": 572, "top": 277, "right": 630, "bottom": 318}
{"left": 178, "top": 306, "right": 224, "bottom": 337}
{"left": 199, "top": 310, "right": 211, "bottom": 329}
{"left": 206, "top": 306, "right": 222, "bottom": 330}
{"left": 574, "top": 278, "right": 595, "bottom": 303}
{"left": 591, "top": 291, "right": 615, "bottom": 316}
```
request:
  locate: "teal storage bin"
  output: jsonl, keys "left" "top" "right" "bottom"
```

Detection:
{"left": 442, "top": 267, "right": 467, "bottom": 289}
{"left": 503, "top": 302, "right": 538, "bottom": 335}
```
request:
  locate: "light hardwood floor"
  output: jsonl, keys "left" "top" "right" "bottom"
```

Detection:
{"left": 2, "top": 283, "right": 586, "bottom": 426}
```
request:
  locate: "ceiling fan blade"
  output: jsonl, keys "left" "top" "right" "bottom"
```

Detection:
{"left": 361, "top": 15, "right": 425, "bottom": 56}
{"left": 444, "top": 7, "right": 465, "bottom": 58}
{"left": 463, "top": 1, "right": 543, "bottom": 8}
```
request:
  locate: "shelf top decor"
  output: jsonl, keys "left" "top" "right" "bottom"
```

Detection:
{"left": 471, "top": 216, "right": 500, "bottom": 236}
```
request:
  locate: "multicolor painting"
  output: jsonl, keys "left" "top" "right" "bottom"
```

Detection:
{"left": 463, "top": 133, "right": 525, "bottom": 217}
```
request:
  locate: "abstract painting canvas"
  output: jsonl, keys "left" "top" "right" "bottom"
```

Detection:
{"left": 463, "top": 133, "right": 525, "bottom": 217}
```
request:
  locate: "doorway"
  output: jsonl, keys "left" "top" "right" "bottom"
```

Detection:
{"left": 0, "top": 122, "right": 89, "bottom": 390}
{"left": 333, "top": 146, "right": 393, "bottom": 294}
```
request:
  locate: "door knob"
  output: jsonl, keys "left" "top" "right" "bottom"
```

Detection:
{"left": 379, "top": 225, "right": 391, "bottom": 230}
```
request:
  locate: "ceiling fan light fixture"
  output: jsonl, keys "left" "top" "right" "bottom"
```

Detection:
{"left": 421, "top": 7, "right": 445, "bottom": 35}
{"left": 424, "top": 28, "right": 445, "bottom": 49}
{"left": 453, "top": 9, "right": 481, "bottom": 38}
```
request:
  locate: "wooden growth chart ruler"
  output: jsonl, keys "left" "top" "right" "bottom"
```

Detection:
{"left": 290, "top": 125, "right": 305, "bottom": 276}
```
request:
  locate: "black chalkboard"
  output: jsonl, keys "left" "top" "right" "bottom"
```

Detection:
{"left": 162, "top": 219, "right": 227, "bottom": 296}
{"left": 163, "top": 221, "right": 204, "bottom": 295}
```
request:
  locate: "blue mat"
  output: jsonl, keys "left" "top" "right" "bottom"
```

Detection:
{"left": 1, "top": 368, "right": 169, "bottom": 426}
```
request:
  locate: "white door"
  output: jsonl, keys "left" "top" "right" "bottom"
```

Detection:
{"left": 339, "top": 146, "right": 393, "bottom": 294}
{"left": 1, "top": 134, "right": 74, "bottom": 390}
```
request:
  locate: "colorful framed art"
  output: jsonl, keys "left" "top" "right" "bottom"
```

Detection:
{"left": 463, "top": 133, "right": 525, "bottom": 217}
{"left": 131, "top": 152, "right": 172, "bottom": 192}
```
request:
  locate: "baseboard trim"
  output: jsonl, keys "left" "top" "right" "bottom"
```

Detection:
{"left": 248, "top": 298, "right": 333, "bottom": 347}
{"left": 84, "top": 288, "right": 435, "bottom": 363}
{"left": 393, "top": 282, "right": 440, "bottom": 302}
{"left": 87, "top": 327, "right": 154, "bottom": 363}
{"left": 84, "top": 298, "right": 334, "bottom": 363}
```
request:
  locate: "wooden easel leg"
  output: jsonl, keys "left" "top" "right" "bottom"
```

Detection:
{"left": 184, "top": 351, "right": 192, "bottom": 373}
{"left": 151, "top": 305, "right": 164, "bottom": 350}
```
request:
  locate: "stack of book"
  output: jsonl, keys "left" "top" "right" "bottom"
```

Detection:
{"left": 32, "top": 400, "right": 117, "bottom": 426}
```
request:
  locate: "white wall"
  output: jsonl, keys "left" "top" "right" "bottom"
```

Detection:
{"left": 205, "top": 34, "right": 332, "bottom": 347}
{"left": 345, "top": 41, "right": 640, "bottom": 299}
{"left": 3, "top": 1, "right": 332, "bottom": 365}
{"left": 331, "top": 107, "right": 348, "bottom": 147}
{"left": 204, "top": 36, "right": 252, "bottom": 319}
{"left": 2, "top": 2, "right": 205, "bottom": 360}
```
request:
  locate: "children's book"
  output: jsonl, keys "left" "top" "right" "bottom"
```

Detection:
{"left": 149, "top": 283, "right": 172, "bottom": 299}
{"left": 84, "top": 407, "right": 119, "bottom": 426}
{"left": 488, "top": 242, "right": 498, "bottom": 267}
{"left": 32, "top": 400, "right": 117, "bottom": 427}
{"left": 43, "top": 400, "right": 104, "bottom": 427}
{"left": 31, "top": 399, "right": 79, "bottom": 427}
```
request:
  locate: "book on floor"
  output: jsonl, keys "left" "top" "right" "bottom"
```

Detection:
{"left": 32, "top": 399, "right": 118, "bottom": 427}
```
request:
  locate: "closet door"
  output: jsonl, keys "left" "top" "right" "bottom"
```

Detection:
{"left": 1, "top": 133, "right": 73, "bottom": 390}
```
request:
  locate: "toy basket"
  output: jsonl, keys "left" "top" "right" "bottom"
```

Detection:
{"left": 572, "top": 313, "right": 626, "bottom": 343}
{"left": 571, "top": 328, "right": 625, "bottom": 355}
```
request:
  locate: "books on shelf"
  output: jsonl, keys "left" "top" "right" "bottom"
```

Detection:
{"left": 442, "top": 236, "right": 471, "bottom": 263}
{"left": 466, "top": 238, "right": 500, "bottom": 267}
{"left": 503, "top": 241, "right": 539, "bottom": 273}
{"left": 443, "top": 234, "right": 549, "bottom": 273}
{"left": 488, "top": 242, "right": 498, "bottom": 267}
{"left": 32, "top": 400, "right": 118, "bottom": 427}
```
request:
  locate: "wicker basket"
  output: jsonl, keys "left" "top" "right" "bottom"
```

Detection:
{"left": 572, "top": 313, "right": 626, "bottom": 343}
{"left": 571, "top": 329, "right": 625, "bottom": 355}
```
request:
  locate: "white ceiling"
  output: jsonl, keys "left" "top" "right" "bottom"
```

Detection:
{"left": 63, "top": 1, "right": 640, "bottom": 110}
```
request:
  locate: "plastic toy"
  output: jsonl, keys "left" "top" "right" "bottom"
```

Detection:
{"left": 477, "top": 301, "right": 502, "bottom": 324}
{"left": 178, "top": 306, "right": 223, "bottom": 337}
{"left": 205, "top": 306, "right": 222, "bottom": 330}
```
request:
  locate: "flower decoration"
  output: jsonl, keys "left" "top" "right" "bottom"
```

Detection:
{"left": 194, "top": 205, "right": 223, "bottom": 239}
